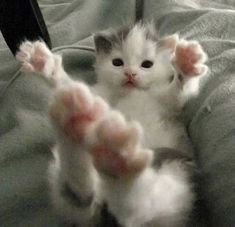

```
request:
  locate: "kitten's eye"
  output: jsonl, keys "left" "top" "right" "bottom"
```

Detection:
{"left": 112, "top": 58, "right": 124, "bottom": 66}
{"left": 141, "top": 60, "right": 154, "bottom": 68}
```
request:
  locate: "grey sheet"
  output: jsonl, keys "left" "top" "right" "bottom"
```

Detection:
{"left": 0, "top": 0, "right": 235, "bottom": 226}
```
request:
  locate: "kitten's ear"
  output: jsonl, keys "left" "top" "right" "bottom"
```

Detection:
{"left": 159, "top": 34, "right": 179, "bottom": 52}
{"left": 94, "top": 33, "right": 113, "bottom": 54}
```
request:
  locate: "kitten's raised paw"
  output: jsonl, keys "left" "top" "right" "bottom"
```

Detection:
{"left": 172, "top": 40, "right": 208, "bottom": 77}
{"left": 49, "top": 82, "right": 108, "bottom": 144}
{"left": 16, "top": 40, "right": 58, "bottom": 76}
{"left": 91, "top": 112, "right": 153, "bottom": 178}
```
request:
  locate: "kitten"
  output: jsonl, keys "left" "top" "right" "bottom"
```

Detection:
{"left": 16, "top": 23, "right": 208, "bottom": 227}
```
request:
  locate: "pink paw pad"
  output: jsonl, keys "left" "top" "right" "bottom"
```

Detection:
{"left": 172, "top": 40, "right": 208, "bottom": 77}
{"left": 49, "top": 83, "right": 107, "bottom": 143}
{"left": 16, "top": 41, "right": 53, "bottom": 74}
{"left": 91, "top": 113, "right": 153, "bottom": 178}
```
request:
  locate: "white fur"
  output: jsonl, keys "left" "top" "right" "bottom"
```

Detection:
{"left": 91, "top": 25, "right": 197, "bottom": 226}
{"left": 16, "top": 24, "right": 208, "bottom": 227}
{"left": 48, "top": 140, "right": 102, "bottom": 226}
{"left": 103, "top": 165, "right": 193, "bottom": 227}
{"left": 94, "top": 25, "right": 197, "bottom": 152}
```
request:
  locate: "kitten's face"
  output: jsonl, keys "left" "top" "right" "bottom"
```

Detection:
{"left": 94, "top": 24, "right": 175, "bottom": 92}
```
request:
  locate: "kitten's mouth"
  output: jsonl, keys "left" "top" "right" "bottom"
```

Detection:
{"left": 123, "top": 79, "right": 137, "bottom": 88}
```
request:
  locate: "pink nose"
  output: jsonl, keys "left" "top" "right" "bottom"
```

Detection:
{"left": 124, "top": 71, "right": 137, "bottom": 78}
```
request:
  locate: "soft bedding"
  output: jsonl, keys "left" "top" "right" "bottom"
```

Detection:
{"left": 0, "top": 0, "right": 235, "bottom": 226}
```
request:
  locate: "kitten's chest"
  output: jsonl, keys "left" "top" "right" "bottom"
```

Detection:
{"left": 114, "top": 91, "right": 175, "bottom": 148}
{"left": 115, "top": 91, "right": 160, "bottom": 122}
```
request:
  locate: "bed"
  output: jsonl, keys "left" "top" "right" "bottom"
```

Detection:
{"left": 0, "top": 0, "right": 234, "bottom": 226}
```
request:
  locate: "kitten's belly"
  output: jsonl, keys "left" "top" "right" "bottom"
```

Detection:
{"left": 114, "top": 91, "right": 185, "bottom": 149}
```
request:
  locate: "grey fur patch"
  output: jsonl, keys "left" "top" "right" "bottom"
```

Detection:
{"left": 144, "top": 24, "right": 158, "bottom": 42}
{"left": 94, "top": 34, "right": 113, "bottom": 54}
{"left": 94, "top": 26, "right": 132, "bottom": 54}
{"left": 94, "top": 23, "right": 159, "bottom": 54}
{"left": 116, "top": 26, "right": 132, "bottom": 42}
{"left": 61, "top": 182, "right": 94, "bottom": 208}
{"left": 153, "top": 147, "right": 194, "bottom": 170}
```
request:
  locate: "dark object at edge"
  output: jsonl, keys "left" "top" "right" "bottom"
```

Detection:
{"left": 0, "top": 0, "right": 51, "bottom": 55}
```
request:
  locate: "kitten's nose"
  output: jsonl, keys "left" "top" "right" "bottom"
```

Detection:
{"left": 124, "top": 70, "right": 137, "bottom": 78}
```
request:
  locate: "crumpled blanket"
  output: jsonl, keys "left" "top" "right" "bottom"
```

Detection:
{"left": 0, "top": 0, "right": 234, "bottom": 226}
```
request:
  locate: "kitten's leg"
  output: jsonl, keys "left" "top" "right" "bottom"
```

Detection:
{"left": 48, "top": 82, "right": 110, "bottom": 226}
{"left": 87, "top": 112, "right": 193, "bottom": 227}
{"left": 170, "top": 39, "right": 208, "bottom": 101}
{"left": 90, "top": 112, "right": 153, "bottom": 179}
{"left": 16, "top": 40, "right": 72, "bottom": 86}
{"left": 47, "top": 80, "right": 193, "bottom": 226}
{"left": 16, "top": 41, "right": 107, "bottom": 226}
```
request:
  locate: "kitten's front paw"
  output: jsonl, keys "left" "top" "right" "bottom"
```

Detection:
{"left": 16, "top": 41, "right": 57, "bottom": 76}
{"left": 49, "top": 82, "right": 108, "bottom": 144}
{"left": 172, "top": 40, "right": 208, "bottom": 78}
{"left": 91, "top": 112, "right": 153, "bottom": 178}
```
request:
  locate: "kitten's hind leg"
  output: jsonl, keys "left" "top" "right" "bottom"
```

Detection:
{"left": 16, "top": 40, "right": 71, "bottom": 86}
{"left": 48, "top": 82, "right": 109, "bottom": 226}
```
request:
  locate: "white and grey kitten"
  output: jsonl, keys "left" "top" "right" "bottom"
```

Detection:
{"left": 16, "top": 23, "right": 208, "bottom": 227}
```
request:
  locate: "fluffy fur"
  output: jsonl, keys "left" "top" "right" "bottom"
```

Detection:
{"left": 16, "top": 23, "right": 208, "bottom": 227}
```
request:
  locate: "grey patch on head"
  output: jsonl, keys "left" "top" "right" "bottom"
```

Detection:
{"left": 61, "top": 182, "right": 94, "bottom": 208}
{"left": 145, "top": 30, "right": 158, "bottom": 42}
{"left": 157, "top": 39, "right": 165, "bottom": 49}
{"left": 116, "top": 25, "right": 132, "bottom": 42}
{"left": 94, "top": 25, "right": 132, "bottom": 54}
{"left": 94, "top": 33, "right": 113, "bottom": 54}
{"left": 153, "top": 147, "right": 194, "bottom": 172}
{"left": 144, "top": 24, "right": 158, "bottom": 42}
{"left": 94, "top": 23, "right": 159, "bottom": 54}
